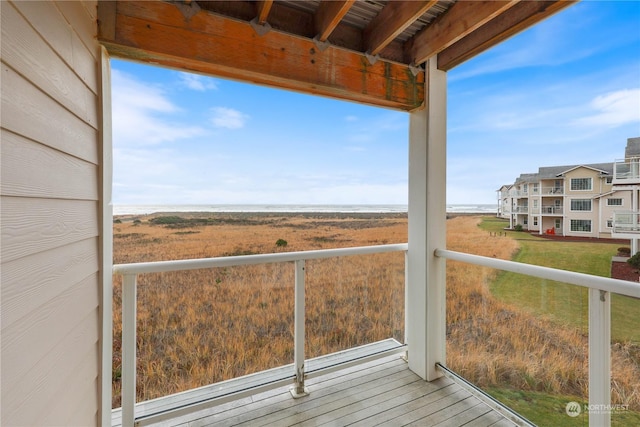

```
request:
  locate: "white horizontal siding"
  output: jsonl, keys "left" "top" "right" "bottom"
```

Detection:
{"left": 1, "top": 196, "right": 98, "bottom": 262}
{"left": 0, "top": 67, "right": 99, "bottom": 163}
{"left": 0, "top": 0, "right": 102, "bottom": 425}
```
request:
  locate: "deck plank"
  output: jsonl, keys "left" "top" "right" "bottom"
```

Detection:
{"left": 185, "top": 356, "right": 408, "bottom": 426}
{"left": 429, "top": 400, "right": 490, "bottom": 426}
{"left": 253, "top": 370, "right": 420, "bottom": 426}
{"left": 371, "top": 389, "right": 473, "bottom": 426}
{"left": 121, "top": 353, "right": 520, "bottom": 427}
{"left": 466, "top": 409, "right": 508, "bottom": 426}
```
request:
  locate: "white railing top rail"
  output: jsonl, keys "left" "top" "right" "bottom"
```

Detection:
{"left": 435, "top": 248, "right": 640, "bottom": 299}
{"left": 113, "top": 243, "right": 409, "bottom": 275}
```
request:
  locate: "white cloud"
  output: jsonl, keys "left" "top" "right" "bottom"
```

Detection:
{"left": 178, "top": 72, "right": 218, "bottom": 91}
{"left": 572, "top": 88, "right": 640, "bottom": 127}
{"left": 211, "top": 107, "right": 249, "bottom": 129}
{"left": 345, "top": 115, "right": 358, "bottom": 122}
{"left": 112, "top": 69, "right": 205, "bottom": 146}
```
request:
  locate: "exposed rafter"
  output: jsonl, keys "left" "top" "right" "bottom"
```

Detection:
{"left": 256, "top": 0, "right": 274, "bottom": 25}
{"left": 315, "top": 0, "right": 355, "bottom": 42}
{"left": 406, "top": 0, "right": 519, "bottom": 65}
{"left": 98, "top": 1, "right": 425, "bottom": 111}
{"left": 437, "top": 0, "right": 577, "bottom": 70}
{"left": 98, "top": 0, "right": 576, "bottom": 111}
{"left": 364, "top": 1, "right": 438, "bottom": 56}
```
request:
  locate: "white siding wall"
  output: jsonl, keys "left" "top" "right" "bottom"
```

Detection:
{"left": 1, "top": 1, "right": 102, "bottom": 425}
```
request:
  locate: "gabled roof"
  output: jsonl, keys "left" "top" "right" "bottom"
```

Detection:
{"left": 537, "top": 163, "right": 613, "bottom": 179}
{"left": 555, "top": 163, "right": 613, "bottom": 176}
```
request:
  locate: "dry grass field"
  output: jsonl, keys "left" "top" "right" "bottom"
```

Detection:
{"left": 112, "top": 213, "right": 639, "bottom": 415}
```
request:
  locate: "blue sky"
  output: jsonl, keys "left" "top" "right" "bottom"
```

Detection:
{"left": 111, "top": 1, "right": 640, "bottom": 206}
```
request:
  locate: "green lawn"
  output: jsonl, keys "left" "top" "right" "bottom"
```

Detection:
{"left": 477, "top": 217, "right": 640, "bottom": 425}
{"left": 479, "top": 217, "right": 640, "bottom": 344}
{"left": 487, "top": 388, "right": 640, "bottom": 426}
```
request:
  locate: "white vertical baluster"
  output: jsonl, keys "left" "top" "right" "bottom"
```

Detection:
{"left": 291, "top": 259, "right": 309, "bottom": 397}
{"left": 122, "top": 274, "right": 137, "bottom": 427}
{"left": 589, "top": 288, "right": 611, "bottom": 427}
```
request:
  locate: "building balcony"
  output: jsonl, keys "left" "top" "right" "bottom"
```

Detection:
{"left": 541, "top": 186, "right": 564, "bottom": 195}
{"left": 541, "top": 205, "right": 563, "bottom": 215}
{"left": 111, "top": 245, "right": 639, "bottom": 427}
{"left": 513, "top": 206, "right": 529, "bottom": 213}
{"left": 613, "top": 160, "right": 640, "bottom": 185}
{"left": 612, "top": 211, "right": 640, "bottom": 237}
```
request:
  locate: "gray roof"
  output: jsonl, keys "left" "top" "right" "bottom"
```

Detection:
{"left": 513, "top": 162, "right": 613, "bottom": 184}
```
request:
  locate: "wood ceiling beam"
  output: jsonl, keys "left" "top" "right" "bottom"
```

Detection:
{"left": 407, "top": 0, "right": 519, "bottom": 65}
{"left": 437, "top": 0, "right": 577, "bottom": 71}
{"left": 364, "top": 0, "right": 438, "bottom": 56}
{"left": 98, "top": 1, "right": 424, "bottom": 111}
{"left": 256, "top": 0, "right": 274, "bottom": 25}
{"left": 314, "top": 0, "right": 355, "bottom": 42}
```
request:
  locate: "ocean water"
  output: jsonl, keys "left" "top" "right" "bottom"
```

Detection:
{"left": 113, "top": 204, "right": 498, "bottom": 215}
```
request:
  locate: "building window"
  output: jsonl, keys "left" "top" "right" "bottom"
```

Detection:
{"left": 533, "top": 183, "right": 539, "bottom": 193}
{"left": 607, "top": 198, "right": 623, "bottom": 206}
{"left": 533, "top": 217, "right": 538, "bottom": 226}
{"left": 607, "top": 219, "right": 613, "bottom": 228}
{"left": 571, "top": 219, "right": 592, "bottom": 232}
{"left": 523, "top": 217, "right": 528, "bottom": 226}
{"left": 555, "top": 219, "right": 562, "bottom": 229}
{"left": 570, "top": 178, "right": 592, "bottom": 191}
{"left": 605, "top": 177, "right": 613, "bottom": 184}
{"left": 571, "top": 199, "right": 592, "bottom": 211}
{"left": 533, "top": 199, "right": 539, "bottom": 208}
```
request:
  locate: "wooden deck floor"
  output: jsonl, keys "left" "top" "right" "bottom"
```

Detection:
{"left": 137, "top": 355, "right": 519, "bottom": 427}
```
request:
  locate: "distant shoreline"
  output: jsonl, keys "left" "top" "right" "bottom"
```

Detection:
{"left": 113, "top": 204, "right": 499, "bottom": 216}
{"left": 113, "top": 210, "right": 496, "bottom": 221}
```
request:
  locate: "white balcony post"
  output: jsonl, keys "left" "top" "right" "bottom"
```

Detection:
{"left": 291, "top": 259, "right": 309, "bottom": 397}
{"left": 407, "top": 55, "right": 446, "bottom": 381}
{"left": 99, "top": 46, "right": 114, "bottom": 427}
{"left": 122, "top": 274, "right": 137, "bottom": 427}
{"left": 589, "top": 288, "right": 611, "bottom": 427}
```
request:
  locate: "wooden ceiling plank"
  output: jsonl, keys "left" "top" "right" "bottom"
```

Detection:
{"left": 256, "top": 0, "right": 274, "bottom": 25}
{"left": 315, "top": 0, "right": 355, "bottom": 42}
{"left": 364, "top": 0, "right": 438, "bottom": 56}
{"left": 437, "top": 0, "right": 577, "bottom": 70}
{"left": 99, "top": 1, "right": 424, "bottom": 111}
{"left": 408, "top": 0, "right": 519, "bottom": 65}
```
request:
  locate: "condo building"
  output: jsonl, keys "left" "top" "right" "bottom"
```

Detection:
{"left": 498, "top": 137, "right": 640, "bottom": 244}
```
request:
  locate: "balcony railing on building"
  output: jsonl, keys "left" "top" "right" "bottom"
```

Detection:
{"left": 612, "top": 211, "right": 640, "bottom": 236}
{"left": 541, "top": 186, "right": 564, "bottom": 195}
{"left": 112, "top": 244, "right": 640, "bottom": 427}
{"left": 541, "top": 205, "right": 563, "bottom": 214}
{"left": 513, "top": 206, "right": 529, "bottom": 213}
{"left": 613, "top": 159, "right": 640, "bottom": 184}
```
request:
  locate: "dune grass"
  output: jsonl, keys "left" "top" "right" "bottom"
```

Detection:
{"left": 112, "top": 213, "right": 640, "bottom": 424}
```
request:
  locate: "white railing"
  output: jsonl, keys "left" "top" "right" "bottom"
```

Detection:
{"left": 541, "top": 186, "right": 564, "bottom": 195}
{"left": 434, "top": 248, "right": 640, "bottom": 427}
{"left": 613, "top": 160, "right": 640, "bottom": 182}
{"left": 541, "top": 205, "right": 563, "bottom": 214}
{"left": 613, "top": 211, "right": 640, "bottom": 234}
{"left": 513, "top": 206, "right": 529, "bottom": 213}
{"left": 113, "top": 244, "right": 408, "bottom": 427}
